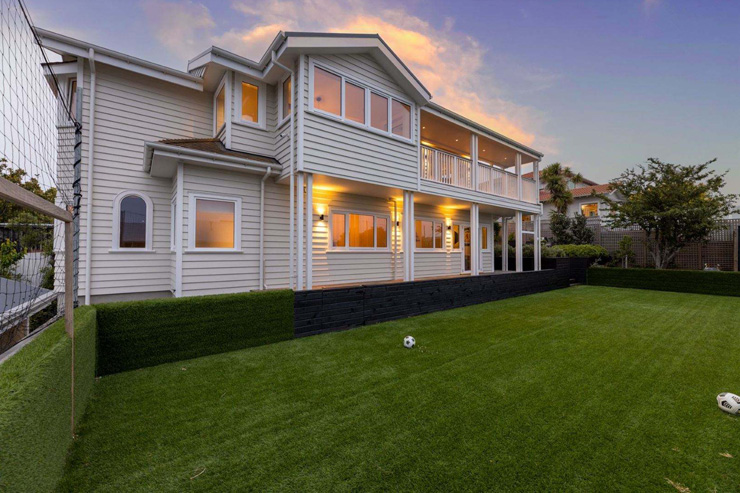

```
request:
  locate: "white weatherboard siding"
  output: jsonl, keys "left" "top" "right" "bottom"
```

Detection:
{"left": 180, "top": 164, "right": 292, "bottom": 296}
{"left": 230, "top": 75, "right": 277, "bottom": 157}
{"left": 79, "top": 64, "right": 212, "bottom": 301}
{"left": 311, "top": 190, "right": 403, "bottom": 287}
{"left": 301, "top": 54, "right": 419, "bottom": 190}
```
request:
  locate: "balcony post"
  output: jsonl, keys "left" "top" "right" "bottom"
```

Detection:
{"left": 515, "top": 211, "right": 523, "bottom": 272}
{"left": 471, "top": 203, "right": 479, "bottom": 275}
{"left": 471, "top": 134, "right": 478, "bottom": 190}
{"left": 501, "top": 218, "right": 509, "bottom": 271}
{"left": 516, "top": 153, "right": 523, "bottom": 201}
{"left": 534, "top": 160, "right": 540, "bottom": 195}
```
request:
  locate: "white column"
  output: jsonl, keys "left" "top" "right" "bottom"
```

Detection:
{"left": 501, "top": 218, "right": 509, "bottom": 272}
{"left": 403, "top": 190, "right": 415, "bottom": 281}
{"left": 535, "top": 214, "right": 541, "bottom": 271}
{"left": 297, "top": 172, "right": 304, "bottom": 290}
{"left": 515, "top": 211, "right": 523, "bottom": 272}
{"left": 491, "top": 217, "right": 496, "bottom": 273}
{"left": 516, "top": 153, "right": 523, "bottom": 201}
{"left": 470, "top": 203, "right": 479, "bottom": 275}
{"left": 471, "top": 134, "right": 478, "bottom": 190}
{"left": 534, "top": 160, "right": 540, "bottom": 196}
{"left": 305, "top": 173, "right": 313, "bottom": 288}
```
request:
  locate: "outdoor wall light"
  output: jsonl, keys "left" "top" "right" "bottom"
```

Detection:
{"left": 319, "top": 214, "right": 325, "bottom": 221}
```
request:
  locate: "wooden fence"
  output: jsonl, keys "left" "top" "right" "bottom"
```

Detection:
{"left": 541, "top": 217, "right": 740, "bottom": 271}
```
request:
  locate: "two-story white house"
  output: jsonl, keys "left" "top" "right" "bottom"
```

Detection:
{"left": 39, "top": 29, "right": 544, "bottom": 304}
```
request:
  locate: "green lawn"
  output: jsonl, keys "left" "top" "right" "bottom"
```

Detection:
{"left": 62, "top": 286, "right": 740, "bottom": 491}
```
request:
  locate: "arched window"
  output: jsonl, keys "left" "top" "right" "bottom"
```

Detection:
{"left": 113, "top": 192, "right": 153, "bottom": 250}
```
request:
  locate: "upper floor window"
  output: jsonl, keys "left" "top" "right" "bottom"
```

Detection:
{"left": 112, "top": 191, "right": 153, "bottom": 251}
{"left": 241, "top": 82, "right": 259, "bottom": 123}
{"left": 281, "top": 76, "right": 292, "bottom": 121}
{"left": 581, "top": 203, "right": 599, "bottom": 217}
{"left": 310, "top": 62, "right": 414, "bottom": 142}
{"left": 215, "top": 83, "right": 225, "bottom": 131}
{"left": 67, "top": 79, "right": 77, "bottom": 120}
{"left": 331, "top": 211, "right": 389, "bottom": 250}
{"left": 313, "top": 67, "right": 341, "bottom": 116}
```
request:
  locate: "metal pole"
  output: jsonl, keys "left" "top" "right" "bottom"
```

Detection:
{"left": 64, "top": 213, "right": 75, "bottom": 436}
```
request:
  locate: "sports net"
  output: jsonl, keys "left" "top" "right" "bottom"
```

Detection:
{"left": 0, "top": 0, "right": 80, "bottom": 354}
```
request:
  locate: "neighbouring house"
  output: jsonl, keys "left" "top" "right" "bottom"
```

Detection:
{"left": 38, "top": 29, "right": 545, "bottom": 304}
{"left": 523, "top": 171, "right": 622, "bottom": 218}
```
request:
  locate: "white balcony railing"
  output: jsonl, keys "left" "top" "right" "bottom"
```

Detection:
{"left": 522, "top": 178, "right": 537, "bottom": 204}
{"left": 420, "top": 145, "right": 539, "bottom": 204}
{"left": 477, "top": 163, "right": 518, "bottom": 200}
{"left": 420, "top": 145, "right": 472, "bottom": 189}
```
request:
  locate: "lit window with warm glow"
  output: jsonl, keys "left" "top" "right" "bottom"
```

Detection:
{"left": 331, "top": 211, "right": 389, "bottom": 250}
{"left": 581, "top": 203, "right": 599, "bottom": 217}
{"left": 314, "top": 67, "right": 341, "bottom": 116}
{"left": 370, "top": 93, "right": 388, "bottom": 131}
{"left": 195, "top": 199, "right": 235, "bottom": 249}
{"left": 241, "top": 82, "right": 259, "bottom": 123}
{"left": 345, "top": 82, "right": 365, "bottom": 124}
{"left": 452, "top": 224, "right": 460, "bottom": 250}
{"left": 392, "top": 100, "right": 411, "bottom": 139}
{"left": 416, "top": 220, "right": 444, "bottom": 249}
{"left": 215, "top": 85, "right": 225, "bottom": 130}
{"left": 481, "top": 226, "right": 489, "bottom": 251}
{"left": 282, "top": 77, "right": 291, "bottom": 120}
{"left": 332, "top": 213, "right": 346, "bottom": 247}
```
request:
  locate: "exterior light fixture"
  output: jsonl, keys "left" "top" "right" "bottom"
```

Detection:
{"left": 319, "top": 214, "right": 325, "bottom": 221}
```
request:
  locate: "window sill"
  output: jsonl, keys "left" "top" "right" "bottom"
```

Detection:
{"left": 308, "top": 109, "right": 415, "bottom": 147}
{"left": 326, "top": 249, "right": 392, "bottom": 253}
{"left": 415, "top": 249, "right": 449, "bottom": 253}
{"left": 231, "top": 119, "right": 266, "bottom": 131}
{"left": 108, "top": 249, "right": 156, "bottom": 253}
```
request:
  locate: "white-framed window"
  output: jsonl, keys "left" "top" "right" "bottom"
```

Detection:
{"left": 188, "top": 193, "right": 242, "bottom": 252}
{"left": 451, "top": 223, "right": 461, "bottom": 251}
{"left": 330, "top": 210, "right": 390, "bottom": 251}
{"left": 213, "top": 75, "right": 227, "bottom": 133}
{"left": 309, "top": 59, "right": 414, "bottom": 143}
{"left": 112, "top": 191, "right": 153, "bottom": 251}
{"left": 480, "top": 226, "right": 490, "bottom": 252}
{"left": 170, "top": 196, "right": 177, "bottom": 252}
{"left": 278, "top": 75, "right": 292, "bottom": 125}
{"left": 415, "top": 219, "right": 445, "bottom": 250}
{"left": 235, "top": 74, "right": 266, "bottom": 129}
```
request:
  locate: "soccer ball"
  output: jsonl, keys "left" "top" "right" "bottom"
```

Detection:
{"left": 403, "top": 336, "right": 415, "bottom": 349}
{"left": 717, "top": 393, "right": 740, "bottom": 414}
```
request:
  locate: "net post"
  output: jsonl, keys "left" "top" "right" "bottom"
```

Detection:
{"left": 65, "top": 210, "right": 75, "bottom": 435}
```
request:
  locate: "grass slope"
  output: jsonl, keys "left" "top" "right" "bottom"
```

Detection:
{"left": 61, "top": 287, "right": 740, "bottom": 491}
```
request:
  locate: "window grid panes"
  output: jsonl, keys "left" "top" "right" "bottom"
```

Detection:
{"left": 119, "top": 196, "right": 147, "bottom": 249}
{"left": 345, "top": 82, "right": 365, "bottom": 124}
{"left": 282, "top": 77, "right": 292, "bottom": 120}
{"left": 370, "top": 93, "right": 388, "bottom": 131}
{"left": 313, "top": 67, "right": 341, "bottom": 116}
{"left": 195, "top": 199, "right": 236, "bottom": 249}
{"left": 241, "top": 82, "right": 259, "bottom": 123}
{"left": 215, "top": 85, "right": 225, "bottom": 130}
{"left": 391, "top": 100, "right": 411, "bottom": 139}
{"left": 331, "top": 212, "right": 389, "bottom": 250}
{"left": 416, "top": 220, "right": 445, "bottom": 249}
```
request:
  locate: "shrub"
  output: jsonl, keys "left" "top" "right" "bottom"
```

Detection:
{"left": 96, "top": 290, "right": 294, "bottom": 375}
{"left": 0, "top": 306, "right": 97, "bottom": 492}
{"left": 588, "top": 267, "right": 740, "bottom": 297}
{"left": 543, "top": 244, "right": 608, "bottom": 261}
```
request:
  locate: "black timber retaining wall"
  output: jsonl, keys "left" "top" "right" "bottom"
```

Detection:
{"left": 294, "top": 257, "right": 588, "bottom": 337}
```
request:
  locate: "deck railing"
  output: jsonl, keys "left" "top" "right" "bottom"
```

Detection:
{"left": 420, "top": 145, "right": 539, "bottom": 204}
{"left": 420, "top": 145, "right": 472, "bottom": 189}
{"left": 522, "top": 178, "right": 537, "bottom": 204}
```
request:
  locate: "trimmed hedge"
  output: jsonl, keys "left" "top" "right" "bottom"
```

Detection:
{"left": 0, "top": 306, "right": 97, "bottom": 492}
{"left": 588, "top": 267, "right": 740, "bottom": 297}
{"left": 96, "top": 290, "right": 294, "bottom": 375}
{"left": 543, "top": 244, "right": 609, "bottom": 259}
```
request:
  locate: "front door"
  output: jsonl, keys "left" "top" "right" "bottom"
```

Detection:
{"left": 462, "top": 225, "right": 472, "bottom": 273}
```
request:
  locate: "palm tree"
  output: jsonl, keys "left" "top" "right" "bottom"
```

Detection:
{"left": 540, "top": 162, "right": 583, "bottom": 214}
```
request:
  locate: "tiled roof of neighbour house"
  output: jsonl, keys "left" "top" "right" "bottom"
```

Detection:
{"left": 157, "top": 138, "right": 279, "bottom": 166}
{"left": 539, "top": 183, "right": 613, "bottom": 202}
{"left": 523, "top": 170, "right": 598, "bottom": 186}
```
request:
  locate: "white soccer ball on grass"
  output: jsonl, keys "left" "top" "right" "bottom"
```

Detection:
{"left": 403, "top": 336, "right": 415, "bottom": 349}
{"left": 717, "top": 393, "right": 740, "bottom": 415}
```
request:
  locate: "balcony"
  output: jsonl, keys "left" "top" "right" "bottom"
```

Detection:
{"left": 420, "top": 145, "right": 539, "bottom": 204}
{"left": 420, "top": 111, "right": 540, "bottom": 205}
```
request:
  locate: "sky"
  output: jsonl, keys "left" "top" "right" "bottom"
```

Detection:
{"left": 28, "top": 0, "right": 740, "bottom": 191}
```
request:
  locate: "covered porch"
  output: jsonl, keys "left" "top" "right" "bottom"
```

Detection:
{"left": 293, "top": 173, "right": 542, "bottom": 291}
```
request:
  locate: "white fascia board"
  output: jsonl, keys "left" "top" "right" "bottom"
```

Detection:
{"left": 422, "top": 106, "right": 544, "bottom": 161}
{"left": 188, "top": 51, "right": 265, "bottom": 80}
{"left": 36, "top": 29, "right": 203, "bottom": 91}
{"left": 143, "top": 142, "right": 280, "bottom": 176}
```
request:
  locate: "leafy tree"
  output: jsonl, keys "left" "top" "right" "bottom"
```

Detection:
{"left": 0, "top": 239, "right": 25, "bottom": 280}
{"left": 570, "top": 214, "right": 595, "bottom": 245}
{"left": 541, "top": 162, "right": 583, "bottom": 215}
{"left": 611, "top": 235, "right": 636, "bottom": 268}
{"left": 0, "top": 158, "right": 56, "bottom": 224}
{"left": 549, "top": 212, "right": 573, "bottom": 245}
{"left": 598, "top": 158, "right": 737, "bottom": 269}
